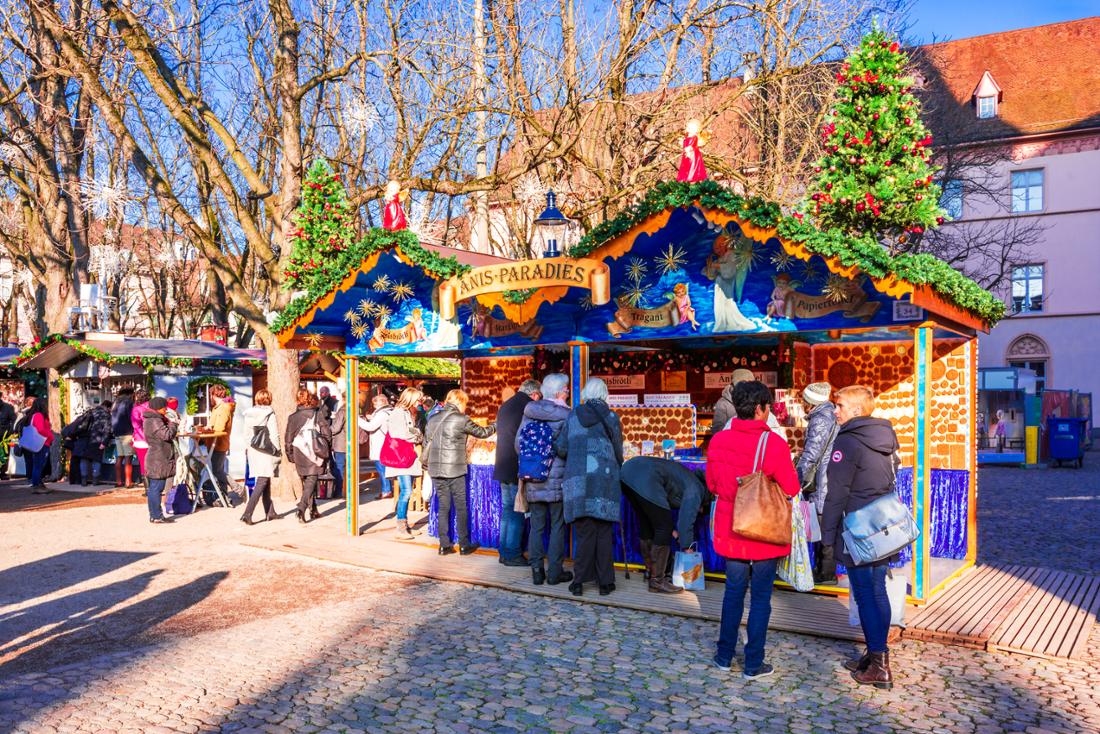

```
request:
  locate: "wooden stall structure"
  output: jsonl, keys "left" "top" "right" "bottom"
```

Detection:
{"left": 276, "top": 182, "right": 1002, "bottom": 604}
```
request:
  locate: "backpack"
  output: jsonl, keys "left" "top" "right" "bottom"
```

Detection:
{"left": 166, "top": 483, "right": 193, "bottom": 515}
{"left": 517, "top": 419, "right": 556, "bottom": 482}
{"left": 292, "top": 413, "right": 329, "bottom": 466}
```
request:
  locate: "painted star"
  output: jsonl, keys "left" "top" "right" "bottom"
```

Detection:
{"left": 770, "top": 250, "right": 795, "bottom": 272}
{"left": 657, "top": 243, "right": 688, "bottom": 275}
{"left": 389, "top": 281, "right": 414, "bottom": 302}
{"left": 626, "top": 257, "right": 648, "bottom": 285}
{"left": 372, "top": 275, "right": 391, "bottom": 292}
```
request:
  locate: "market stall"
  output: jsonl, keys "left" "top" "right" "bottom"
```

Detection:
{"left": 276, "top": 178, "right": 1001, "bottom": 604}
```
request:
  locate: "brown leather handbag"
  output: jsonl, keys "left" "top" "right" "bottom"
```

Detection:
{"left": 732, "top": 432, "right": 792, "bottom": 545}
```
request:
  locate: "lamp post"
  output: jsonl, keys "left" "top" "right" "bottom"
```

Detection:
{"left": 532, "top": 190, "right": 568, "bottom": 259}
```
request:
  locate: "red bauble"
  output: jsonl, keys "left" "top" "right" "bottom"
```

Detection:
{"left": 904, "top": 117, "right": 912, "bottom": 125}
{"left": 825, "top": 183, "right": 833, "bottom": 190}
{"left": 858, "top": 158, "right": 866, "bottom": 165}
{"left": 829, "top": 165, "right": 837, "bottom": 172}
{"left": 884, "top": 161, "right": 892, "bottom": 167}
{"left": 916, "top": 194, "right": 923, "bottom": 201}
{"left": 936, "top": 217, "right": 945, "bottom": 224}
{"left": 873, "top": 113, "right": 880, "bottom": 120}
{"left": 856, "top": 105, "right": 863, "bottom": 112}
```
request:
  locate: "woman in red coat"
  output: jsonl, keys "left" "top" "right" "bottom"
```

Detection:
{"left": 706, "top": 380, "right": 800, "bottom": 679}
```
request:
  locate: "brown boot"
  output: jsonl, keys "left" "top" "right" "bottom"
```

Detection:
{"left": 639, "top": 538, "right": 653, "bottom": 581}
{"left": 647, "top": 546, "right": 683, "bottom": 594}
{"left": 851, "top": 651, "right": 893, "bottom": 689}
{"left": 843, "top": 649, "right": 872, "bottom": 672}
{"left": 394, "top": 519, "right": 416, "bottom": 540}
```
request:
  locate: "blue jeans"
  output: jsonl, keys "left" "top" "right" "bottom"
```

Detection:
{"left": 848, "top": 564, "right": 891, "bottom": 653}
{"left": 79, "top": 458, "right": 101, "bottom": 484}
{"left": 395, "top": 474, "right": 412, "bottom": 520}
{"left": 376, "top": 460, "right": 391, "bottom": 495}
{"left": 29, "top": 446, "right": 49, "bottom": 486}
{"left": 331, "top": 452, "right": 346, "bottom": 497}
{"left": 498, "top": 482, "right": 524, "bottom": 561}
{"left": 715, "top": 557, "right": 778, "bottom": 672}
{"left": 147, "top": 477, "right": 166, "bottom": 520}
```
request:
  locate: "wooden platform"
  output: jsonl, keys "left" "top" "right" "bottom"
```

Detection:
{"left": 245, "top": 532, "right": 872, "bottom": 643}
{"left": 905, "top": 564, "right": 1100, "bottom": 660}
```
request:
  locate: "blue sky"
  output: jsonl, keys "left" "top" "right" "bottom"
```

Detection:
{"left": 905, "top": 0, "right": 1097, "bottom": 43}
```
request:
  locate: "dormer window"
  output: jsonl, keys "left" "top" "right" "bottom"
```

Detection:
{"left": 972, "top": 70, "right": 1002, "bottom": 120}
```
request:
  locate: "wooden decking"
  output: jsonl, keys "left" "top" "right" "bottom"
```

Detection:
{"left": 245, "top": 530, "right": 1098, "bottom": 661}
{"left": 905, "top": 564, "right": 1100, "bottom": 660}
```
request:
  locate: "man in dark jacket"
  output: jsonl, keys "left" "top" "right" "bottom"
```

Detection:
{"left": 515, "top": 373, "right": 573, "bottom": 586}
{"left": 621, "top": 456, "right": 708, "bottom": 594}
{"left": 493, "top": 379, "right": 541, "bottom": 566}
{"left": 142, "top": 397, "right": 177, "bottom": 524}
{"left": 111, "top": 389, "right": 135, "bottom": 488}
{"left": 424, "top": 389, "right": 496, "bottom": 556}
{"left": 823, "top": 385, "right": 901, "bottom": 690}
{"left": 285, "top": 390, "right": 333, "bottom": 524}
{"left": 0, "top": 396, "right": 15, "bottom": 480}
{"left": 795, "top": 382, "right": 838, "bottom": 583}
{"left": 71, "top": 402, "right": 113, "bottom": 486}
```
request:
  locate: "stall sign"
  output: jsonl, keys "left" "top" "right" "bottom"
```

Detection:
{"left": 661, "top": 371, "right": 687, "bottom": 391}
{"left": 437, "top": 257, "right": 611, "bottom": 320}
{"left": 607, "top": 394, "right": 640, "bottom": 408}
{"left": 760, "top": 371, "right": 778, "bottom": 388}
{"left": 644, "top": 393, "right": 691, "bottom": 406}
{"left": 603, "top": 374, "right": 646, "bottom": 391}
{"left": 704, "top": 372, "right": 734, "bottom": 389}
{"left": 893, "top": 302, "right": 925, "bottom": 322}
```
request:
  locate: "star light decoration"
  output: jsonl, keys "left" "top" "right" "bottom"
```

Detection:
{"left": 800, "top": 260, "right": 823, "bottom": 284}
{"left": 343, "top": 94, "right": 379, "bottom": 137}
{"left": 823, "top": 274, "right": 851, "bottom": 303}
{"left": 621, "top": 284, "right": 646, "bottom": 308}
{"left": 731, "top": 236, "right": 762, "bottom": 271}
{"left": 350, "top": 322, "right": 368, "bottom": 340}
{"left": 578, "top": 293, "right": 595, "bottom": 311}
{"left": 657, "top": 243, "right": 687, "bottom": 275}
{"left": 343, "top": 309, "right": 362, "bottom": 326}
{"left": 770, "top": 250, "right": 795, "bottom": 272}
{"left": 372, "top": 275, "right": 391, "bottom": 292}
{"left": 626, "top": 257, "right": 647, "bottom": 284}
{"left": 515, "top": 173, "right": 545, "bottom": 207}
{"left": 389, "top": 281, "right": 414, "bottom": 302}
{"left": 80, "top": 178, "right": 130, "bottom": 219}
{"left": 374, "top": 304, "right": 392, "bottom": 321}
{"left": 357, "top": 298, "right": 377, "bottom": 317}
{"left": 303, "top": 332, "right": 324, "bottom": 349}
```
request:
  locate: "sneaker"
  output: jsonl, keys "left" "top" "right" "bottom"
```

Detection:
{"left": 742, "top": 664, "right": 775, "bottom": 680}
{"left": 712, "top": 655, "right": 731, "bottom": 672}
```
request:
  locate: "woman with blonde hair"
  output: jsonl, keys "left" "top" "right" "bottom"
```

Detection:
{"left": 383, "top": 386, "right": 425, "bottom": 539}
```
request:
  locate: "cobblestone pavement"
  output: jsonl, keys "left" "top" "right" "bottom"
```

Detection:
{"left": 978, "top": 450, "right": 1100, "bottom": 574}
{"left": 1, "top": 464, "right": 1098, "bottom": 734}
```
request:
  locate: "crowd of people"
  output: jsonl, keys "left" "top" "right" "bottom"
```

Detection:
{"left": 8, "top": 368, "right": 903, "bottom": 689}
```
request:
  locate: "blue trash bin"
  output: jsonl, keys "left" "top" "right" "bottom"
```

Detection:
{"left": 1047, "top": 417, "right": 1087, "bottom": 468}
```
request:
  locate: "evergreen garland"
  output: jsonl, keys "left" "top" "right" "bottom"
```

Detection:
{"left": 14, "top": 334, "right": 264, "bottom": 372}
{"left": 185, "top": 376, "right": 232, "bottom": 414}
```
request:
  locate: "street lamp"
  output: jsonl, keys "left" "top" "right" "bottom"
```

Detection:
{"left": 532, "top": 190, "right": 568, "bottom": 259}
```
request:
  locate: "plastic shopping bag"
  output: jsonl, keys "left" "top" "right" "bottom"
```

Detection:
{"left": 805, "top": 502, "right": 822, "bottom": 543}
{"left": 777, "top": 494, "right": 815, "bottom": 592}
{"left": 848, "top": 569, "right": 908, "bottom": 627}
{"left": 421, "top": 473, "right": 434, "bottom": 503}
{"left": 671, "top": 545, "right": 706, "bottom": 591}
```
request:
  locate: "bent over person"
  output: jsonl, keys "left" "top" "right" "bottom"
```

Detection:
{"left": 424, "top": 389, "right": 496, "bottom": 556}
{"left": 823, "top": 385, "right": 901, "bottom": 690}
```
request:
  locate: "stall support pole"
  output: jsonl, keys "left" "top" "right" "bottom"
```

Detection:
{"left": 569, "top": 342, "right": 589, "bottom": 408}
{"left": 912, "top": 325, "right": 934, "bottom": 601}
{"left": 345, "top": 356, "right": 360, "bottom": 537}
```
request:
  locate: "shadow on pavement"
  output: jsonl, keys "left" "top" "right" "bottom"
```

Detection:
{"left": 0, "top": 549, "right": 155, "bottom": 607}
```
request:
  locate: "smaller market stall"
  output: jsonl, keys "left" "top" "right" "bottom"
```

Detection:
{"left": 16, "top": 333, "right": 264, "bottom": 482}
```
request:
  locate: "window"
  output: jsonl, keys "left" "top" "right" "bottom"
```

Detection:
{"left": 977, "top": 95, "right": 997, "bottom": 119}
{"left": 1011, "top": 169, "right": 1043, "bottom": 213}
{"left": 1011, "top": 264, "right": 1044, "bottom": 313}
{"left": 1009, "top": 360, "right": 1046, "bottom": 394}
{"left": 941, "top": 179, "right": 963, "bottom": 219}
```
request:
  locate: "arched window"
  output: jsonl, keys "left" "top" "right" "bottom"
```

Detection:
{"left": 1006, "top": 334, "right": 1049, "bottom": 393}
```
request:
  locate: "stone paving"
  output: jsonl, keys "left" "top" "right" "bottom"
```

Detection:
{"left": 0, "top": 463, "right": 1098, "bottom": 733}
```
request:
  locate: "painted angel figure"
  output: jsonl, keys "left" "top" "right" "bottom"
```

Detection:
{"left": 382, "top": 180, "right": 408, "bottom": 231}
{"left": 676, "top": 119, "right": 708, "bottom": 183}
{"left": 672, "top": 282, "right": 699, "bottom": 330}
{"left": 767, "top": 273, "right": 799, "bottom": 320}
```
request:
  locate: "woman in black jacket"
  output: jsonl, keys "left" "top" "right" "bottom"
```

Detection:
{"left": 823, "top": 385, "right": 900, "bottom": 690}
{"left": 142, "top": 398, "right": 177, "bottom": 524}
{"left": 285, "top": 389, "right": 332, "bottom": 524}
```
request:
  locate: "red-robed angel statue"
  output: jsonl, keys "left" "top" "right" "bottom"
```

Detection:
{"left": 382, "top": 180, "right": 408, "bottom": 231}
{"left": 676, "top": 118, "right": 708, "bottom": 183}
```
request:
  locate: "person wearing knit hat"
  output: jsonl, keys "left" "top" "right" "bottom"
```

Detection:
{"left": 713, "top": 368, "right": 786, "bottom": 439}
{"left": 795, "top": 381, "right": 838, "bottom": 584}
{"left": 142, "top": 397, "right": 177, "bottom": 524}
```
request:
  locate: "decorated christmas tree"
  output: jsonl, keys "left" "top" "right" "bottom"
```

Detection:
{"left": 284, "top": 160, "right": 357, "bottom": 290}
{"left": 804, "top": 29, "right": 944, "bottom": 247}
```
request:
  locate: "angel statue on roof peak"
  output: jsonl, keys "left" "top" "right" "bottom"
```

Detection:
{"left": 382, "top": 180, "right": 408, "bottom": 231}
{"left": 677, "top": 118, "right": 709, "bottom": 183}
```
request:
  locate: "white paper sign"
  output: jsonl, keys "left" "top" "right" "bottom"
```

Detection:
{"left": 603, "top": 374, "right": 647, "bottom": 390}
{"left": 893, "top": 301, "right": 925, "bottom": 322}
{"left": 644, "top": 393, "right": 692, "bottom": 407}
{"left": 607, "top": 394, "right": 640, "bottom": 407}
{"left": 704, "top": 372, "right": 734, "bottom": 389}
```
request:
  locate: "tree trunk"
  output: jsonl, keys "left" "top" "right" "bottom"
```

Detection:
{"left": 262, "top": 336, "right": 301, "bottom": 501}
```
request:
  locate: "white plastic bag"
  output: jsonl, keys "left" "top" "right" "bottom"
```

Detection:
{"left": 671, "top": 545, "right": 706, "bottom": 591}
{"left": 848, "top": 569, "right": 908, "bottom": 627}
{"left": 421, "top": 473, "right": 434, "bottom": 503}
{"left": 777, "top": 494, "right": 815, "bottom": 592}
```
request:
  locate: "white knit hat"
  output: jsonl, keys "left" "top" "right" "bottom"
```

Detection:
{"left": 802, "top": 382, "right": 832, "bottom": 406}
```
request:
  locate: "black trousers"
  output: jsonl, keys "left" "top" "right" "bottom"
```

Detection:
{"left": 296, "top": 474, "right": 320, "bottom": 513}
{"left": 528, "top": 501, "right": 566, "bottom": 578}
{"left": 573, "top": 517, "right": 615, "bottom": 586}
{"left": 623, "top": 486, "right": 675, "bottom": 545}
{"left": 242, "top": 476, "right": 276, "bottom": 521}
{"left": 435, "top": 475, "right": 468, "bottom": 547}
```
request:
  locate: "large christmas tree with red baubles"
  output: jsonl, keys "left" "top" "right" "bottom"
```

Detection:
{"left": 805, "top": 29, "right": 944, "bottom": 247}
{"left": 284, "top": 160, "right": 356, "bottom": 289}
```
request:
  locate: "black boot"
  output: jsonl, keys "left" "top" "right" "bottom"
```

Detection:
{"left": 639, "top": 538, "right": 653, "bottom": 581}
{"left": 852, "top": 651, "right": 893, "bottom": 689}
{"left": 814, "top": 543, "right": 838, "bottom": 585}
{"left": 843, "top": 649, "right": 872, "bottom": 672}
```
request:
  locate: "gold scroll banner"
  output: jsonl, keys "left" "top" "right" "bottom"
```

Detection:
{"left": 438, "top": 257, "right": 610, "bottom": 321}
{"left": 607, "top": 296, "right": 679, "bottom": 337}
